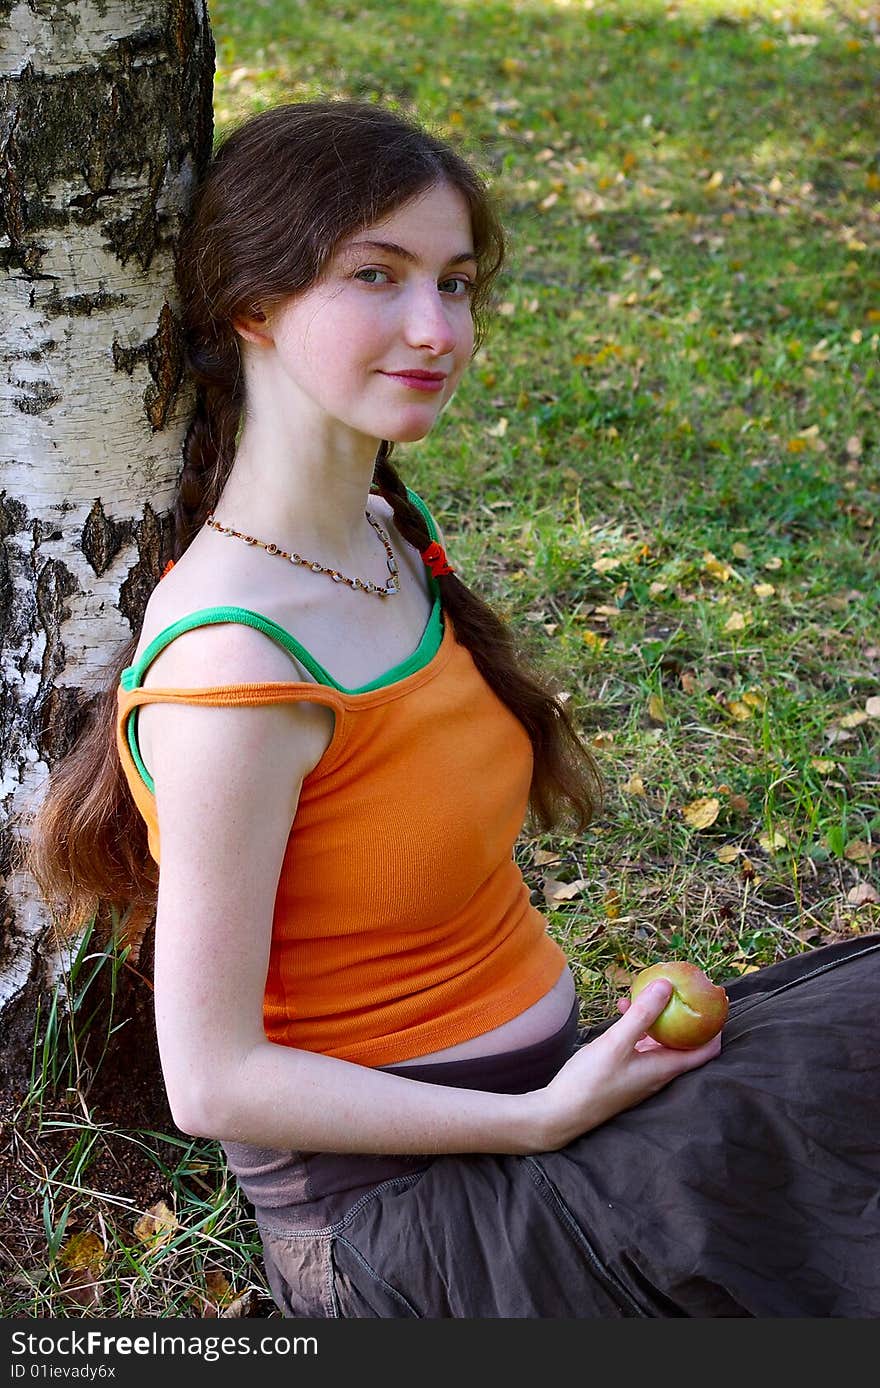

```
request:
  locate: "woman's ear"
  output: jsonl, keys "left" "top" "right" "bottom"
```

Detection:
{"left": 232, "top": 307, "right": 272, "bottom": 347}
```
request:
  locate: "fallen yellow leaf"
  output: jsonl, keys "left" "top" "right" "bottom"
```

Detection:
{"left": 723, "top": 611, "right": 748, "bottom": 633}
{"left": 763, "top": 556, "right": 783, "bottom": 571}
{"left": 810, "top": 758, "right": 836, "bottom": 774}
{"left": 624, "top": 774, "right": 646, "bottom": 796}
{"left": 717, "top": 843, "right": 740, "bottom": 863}
{"left": 758, "top": 830, "right": 788, "bottom": 853}
{"left": 58, "top": 1232, "right": 106, "bottom": 1274}
{"left": 647, "top": 693, "right": 666, "bottom": 724}
{"left": 753, "top": 582, "right": 775, "bottom": 598}
{"left": 683, "top": 796, "right": 721, "bottom": 829}
{"left": 187, "top": 1271, "right": 235, "bottom": 1315}
{"left": 134, "top": 1200, "right": 178, "bottom": 1247}
{"left": 866, "top": 697, "right": 880, "bottom": 718}
{"left": 727, "top": 700, "right": 752, "bottom": 721}
{"left": 582, "top": 629, "right": 608, "bottom": 651}
{"left": 839, "top": 710, "right": 868, "bottom": 729}
{"left": 202, "top": 1269, "right": 233, "bottom": 1311}
{"left": 603, "top": 889, "right": 621, "bottom": 920}
{"left": 703, "top": 551, "right": 733, "bottom": 582}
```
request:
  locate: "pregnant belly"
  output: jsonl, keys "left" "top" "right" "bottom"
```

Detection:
{"left": 390, "top": 966, "right": 578, "bottom": 1067}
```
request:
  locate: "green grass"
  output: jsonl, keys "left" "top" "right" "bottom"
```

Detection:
{"left": 3, "top": 923, "right": 273, "bottom": 1316}
{"left": 5, "top": 0, "right": 877, "bottom": 1317}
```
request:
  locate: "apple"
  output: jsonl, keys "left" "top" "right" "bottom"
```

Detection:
{"left": 629, "top": 961, "right": 729, "bottom": 1049}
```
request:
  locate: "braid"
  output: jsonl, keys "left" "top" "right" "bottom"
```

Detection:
{"left": 172, "top": 343, "right": 243, "bottom": 558}
{"left": 372, "top": 444, "right": 601, "bottom": 832}
{"left": 372, "top": 441, "right": 432, "bottom": 551}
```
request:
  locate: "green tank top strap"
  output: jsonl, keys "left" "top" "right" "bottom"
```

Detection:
{"left": 118, "top": 487, "right": 446, "bottom": 797}
{"left": 405, "top": 484, "right": 440, "bottom": 544}
{"left": 120, "top": 600, "right": 443, "bottom": 696}
{"left": 120, "top": 486, "right": 445, "bottom": 696}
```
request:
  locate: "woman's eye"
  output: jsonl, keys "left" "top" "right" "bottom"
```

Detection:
{"left": 439, "top": 276, "right": 474, "bottom": 296}
{"left": 354, "top": 267, "right": 391, "bottom": 285}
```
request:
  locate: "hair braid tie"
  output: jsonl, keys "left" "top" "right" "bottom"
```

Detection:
{"left": 420, "top": 540, "right": 454, "bottom": 577}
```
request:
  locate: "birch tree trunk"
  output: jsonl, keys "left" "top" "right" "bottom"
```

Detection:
{"left": 0, "top": 0, "right": 214, "bottom": 1087}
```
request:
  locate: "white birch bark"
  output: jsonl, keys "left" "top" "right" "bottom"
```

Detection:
{"left": 0, "top": 0, "right": 214, "bottom": 1075}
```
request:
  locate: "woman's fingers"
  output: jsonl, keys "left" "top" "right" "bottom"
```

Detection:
{"left": 612, "top": 979, "right": 673, "bottom": 1048}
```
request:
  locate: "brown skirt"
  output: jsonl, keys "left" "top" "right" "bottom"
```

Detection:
{"left": 224, "top": 934, "right": 880, "bottom": 1318}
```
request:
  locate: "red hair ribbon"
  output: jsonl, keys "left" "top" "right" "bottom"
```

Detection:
{"left": 160, "top": 559, "right": 176, "bottom": 579}
{"left": 420, "top": 541, "right": 455, "bottom": 578}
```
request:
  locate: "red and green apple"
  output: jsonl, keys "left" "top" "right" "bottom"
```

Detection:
{"left": 630, "top": 961, "right": 729, "bottom": 1049}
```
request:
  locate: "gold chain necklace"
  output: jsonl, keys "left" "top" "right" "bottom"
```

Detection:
{"left": 204, "top": 510, "right": 400, "bottom": 597}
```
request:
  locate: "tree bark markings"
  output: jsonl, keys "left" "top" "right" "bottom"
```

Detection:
{"left": 1, "top": 0, "right": 214, "bottom": 1087}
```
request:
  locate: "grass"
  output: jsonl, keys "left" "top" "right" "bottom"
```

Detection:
{"left": 4, "top": 0, "right": 878, "bottom": 1317}
{"left": 3, "top": 922, "right": 274, "bottom": 1317}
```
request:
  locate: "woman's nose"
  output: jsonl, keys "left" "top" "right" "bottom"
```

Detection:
{"left": 404, "top": 284, "right": 458, "bottom": 355}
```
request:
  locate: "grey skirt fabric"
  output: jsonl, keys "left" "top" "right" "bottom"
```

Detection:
{"left": 224, "top": 935, "right": 880, "bottom": 1319}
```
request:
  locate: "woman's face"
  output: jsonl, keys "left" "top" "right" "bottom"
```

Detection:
{"left": 259, "top": 180, "right": 477, "bottom": 444}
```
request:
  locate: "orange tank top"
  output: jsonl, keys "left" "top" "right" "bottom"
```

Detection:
{"left": 115, "top": 510, "right": 567, "bottom": 1067}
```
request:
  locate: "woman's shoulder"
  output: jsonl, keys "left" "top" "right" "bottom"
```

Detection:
{"left": 132, "top": 547, "right": 313, "bottom": 691}
{"left": 130, "top": 546, "right": 335, "bottom": 793}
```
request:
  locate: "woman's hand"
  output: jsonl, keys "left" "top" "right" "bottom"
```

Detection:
{"left": 528, "top": 980, "right": 722, "bottom": 1152}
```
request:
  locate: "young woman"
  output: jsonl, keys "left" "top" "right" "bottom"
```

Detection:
{"left": 27, "top": 100, "right": 880, "bottom": 1319}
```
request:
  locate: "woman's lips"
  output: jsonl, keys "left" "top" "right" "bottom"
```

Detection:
{"left": 380, "top": 370, "right": 446, "bottom": 392}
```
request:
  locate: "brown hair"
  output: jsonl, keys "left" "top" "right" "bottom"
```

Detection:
{"left": 24, "top": 100, "right": 601, "bottom": 941}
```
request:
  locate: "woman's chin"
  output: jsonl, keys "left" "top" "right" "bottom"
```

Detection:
{"left": 384, "top": 419, "right": 437, "bottom": 444}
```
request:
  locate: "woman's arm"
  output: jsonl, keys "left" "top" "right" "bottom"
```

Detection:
{"left": 147, "top": 627, "right": 718, "bottom": 1159}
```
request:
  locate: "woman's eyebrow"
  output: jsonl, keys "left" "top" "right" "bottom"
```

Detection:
{"left": 343, "top": 239, "right": 477, "bottom": 266}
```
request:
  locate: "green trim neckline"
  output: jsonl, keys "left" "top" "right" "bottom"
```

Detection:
{"left": 120, "top": 486, "right": 443, "bottom": 794}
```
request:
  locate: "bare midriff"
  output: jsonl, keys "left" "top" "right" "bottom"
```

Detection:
{"left": 390, "top": 966, "right": 578, "bottom": 1066}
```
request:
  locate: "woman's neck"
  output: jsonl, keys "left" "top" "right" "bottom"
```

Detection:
{"left": 217, "top": 420, "right": 385, "bottom": 561}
